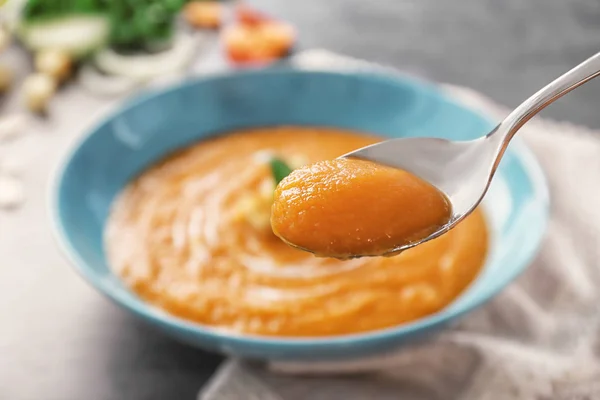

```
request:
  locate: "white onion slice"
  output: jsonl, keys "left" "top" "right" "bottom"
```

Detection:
{"left": 78, "top": 64, "right": 142, "bottom": 97}
{"left": 93, "top": 32, "right": 206, "bottom": 80}
{"left": 18, "top": 15, "right": 109, "bottom": 58}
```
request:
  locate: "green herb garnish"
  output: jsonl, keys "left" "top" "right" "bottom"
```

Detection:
{"left": 269, "top": 158, "right": 293, "bottom": 185}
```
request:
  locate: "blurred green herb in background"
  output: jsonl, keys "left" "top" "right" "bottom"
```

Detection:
{"left": 22, "top": 0, "right": 198, "bottom": 52}
{"left": 22, "top": 0, "right": 107, "bottom": 20}
{"left": 108, "top": 0, "right": 187, "bottom": 52}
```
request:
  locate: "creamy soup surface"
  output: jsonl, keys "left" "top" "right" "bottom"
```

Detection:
{"left": 105, "top": 127, "right": 488, "bottom": 337}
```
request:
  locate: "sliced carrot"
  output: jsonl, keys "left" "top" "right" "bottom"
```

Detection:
{"left": 223, "top": 20, "right": 296, "bottom": 65}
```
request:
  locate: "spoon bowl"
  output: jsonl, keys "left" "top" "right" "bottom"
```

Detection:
{"left": 343, "top": 135, "right": 494, "bottom": 255}
{"left": 344, "top": 51, "right": 600, "bottom": 255}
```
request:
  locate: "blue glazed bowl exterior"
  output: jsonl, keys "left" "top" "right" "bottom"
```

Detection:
{"left": 51, "top": 69, "right": 549, "bottom": 360}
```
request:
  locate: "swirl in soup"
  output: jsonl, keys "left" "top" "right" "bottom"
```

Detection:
{"left": 105, "top": 127, "right": 488, "bottom": 337}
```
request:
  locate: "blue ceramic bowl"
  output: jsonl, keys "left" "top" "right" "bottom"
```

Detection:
{"left": 51, "top": 69, "right": 549, "bottom": 360}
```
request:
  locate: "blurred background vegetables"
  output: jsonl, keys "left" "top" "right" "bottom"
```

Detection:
{"left": 107, "top": 0, "right": 186, "bottom": 52}
{"left": 21, "top": 72, "right": 57, "bottom": 112}
{"left": 0, "top": 0, "right": 296, "bottom": 112}
{"left": 224, "top": 2, "right": 295, "bottom": 65}
{"left": 0, "top": 0, "right": 296, "bottom": 212}
{"left": 183, "top": 1, "right": 222, "bottom": 29}
{"left": 19, "top": 0, "right": 191, "bottom": 55}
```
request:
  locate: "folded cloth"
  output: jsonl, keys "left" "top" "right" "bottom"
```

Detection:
{"left": 199, "top": 50, "right": 600, "bottom": 400}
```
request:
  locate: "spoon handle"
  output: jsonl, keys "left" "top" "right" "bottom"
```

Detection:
{"left": 488, "top": 51, "right": 600, "bottom": 167}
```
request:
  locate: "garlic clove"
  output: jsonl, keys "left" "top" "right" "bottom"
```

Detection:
{"left": 22, "top": 73, "right": 58, "bottom": 113}
{"left": 0, "top": 64, "right": 13, "bottom": 93}
{"left": 35, "top": 49, "right": 73, "bottom": 81}
{"left": 0, "top": 175, "right": 24, "bottom": 209}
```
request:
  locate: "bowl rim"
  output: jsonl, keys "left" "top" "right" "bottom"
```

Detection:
{"left": 48, "top": 68, "right": 550, "bottom": 349}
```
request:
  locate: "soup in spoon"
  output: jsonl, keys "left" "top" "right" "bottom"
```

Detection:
{"left": 271, "top": 158, "right": 452, "bottom": 259}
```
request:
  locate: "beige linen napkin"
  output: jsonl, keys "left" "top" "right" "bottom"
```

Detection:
{"left": 199, "top": 50, "right": 600, "bottom": 400}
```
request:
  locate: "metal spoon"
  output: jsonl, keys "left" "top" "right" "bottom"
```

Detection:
{"left": 342, "top": 51, "right": 600, "bottom": 256}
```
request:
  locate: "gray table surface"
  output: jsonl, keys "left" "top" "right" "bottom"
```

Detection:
{"left": 2, "top": 1, "right": 600, "bottom": 399}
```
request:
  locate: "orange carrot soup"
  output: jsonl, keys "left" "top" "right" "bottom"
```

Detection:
{"left": 105, "top": 127, "right": 488, "bottom": 337}
{"left": 271, "top": 158, "right": 452, "bottom": 258}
